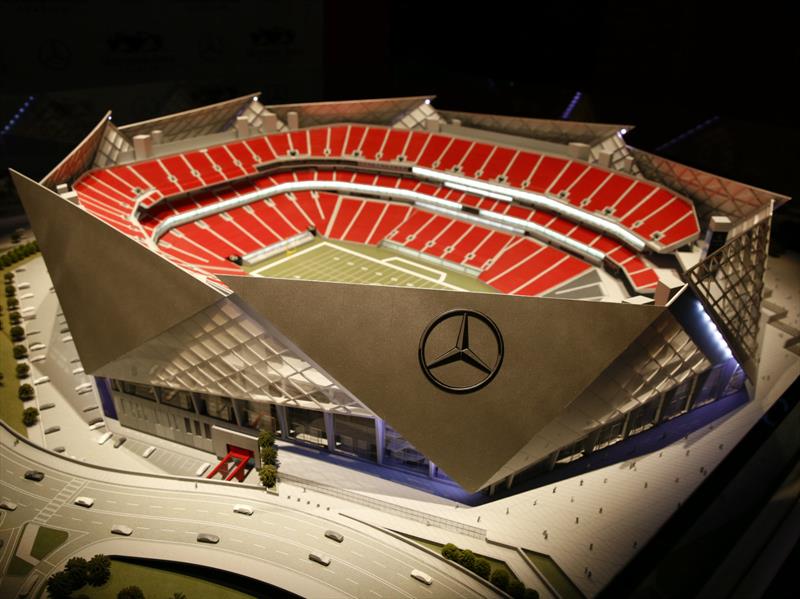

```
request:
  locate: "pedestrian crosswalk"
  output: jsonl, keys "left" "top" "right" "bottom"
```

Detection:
{"left": 33, "top": 479, "right": 84, "bottom": 524}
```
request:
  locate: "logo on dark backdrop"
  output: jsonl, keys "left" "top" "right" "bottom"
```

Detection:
{"left": 419, "top": 309, "right": 504, "bottom": 393}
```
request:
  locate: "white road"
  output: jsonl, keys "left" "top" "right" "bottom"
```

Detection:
{"left": 0, "top": 433, "right": 499, "bottom": 599}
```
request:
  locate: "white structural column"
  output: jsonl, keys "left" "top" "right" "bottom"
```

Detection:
{"left": 323, "top": 411, "right": 336, "bottom": 453}
{"left": 374, "top": 417, "right": 385, "bottom": 465}
{"left": 275, "top": 404, "right": 289, "bottom": 440}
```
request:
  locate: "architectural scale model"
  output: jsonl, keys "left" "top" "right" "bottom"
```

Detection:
{"left": 3, "top": 94, "right": 797, "bottom": 599}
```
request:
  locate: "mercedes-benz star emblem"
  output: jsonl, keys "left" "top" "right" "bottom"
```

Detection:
{"left": 419, "top": 309, "right": 504, "bottom": 393}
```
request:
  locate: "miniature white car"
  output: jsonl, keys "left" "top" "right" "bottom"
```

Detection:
{"left": 197, "top": 532, "right": 220, "bottom": 544}
{"left": 411, "top": 569, "right": 433, "bottom": 585}
{"left": 308, "top": 551, "right": 331, "bottom": 566}
{"left": 0, "top": 500, "right": 18, "bottom": 511}
{"left": 324, "top": 530, "right": 344, "bottom": 543}
{"left": 74, "top": 496, "right": 95, "bottom": 508}
{"left": 233, "top": 504, "right": 254, "bottom": 515}
{"left": 111, "top": 524, "right": 133, "bottom": 536}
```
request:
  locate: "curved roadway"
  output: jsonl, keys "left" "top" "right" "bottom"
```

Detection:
{"left": 0, "top": 425, "right": 499, "bottom": 598}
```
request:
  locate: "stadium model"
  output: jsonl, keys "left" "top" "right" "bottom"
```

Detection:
{"left": 10, "top": 93, "right": 788, "bottom": 496}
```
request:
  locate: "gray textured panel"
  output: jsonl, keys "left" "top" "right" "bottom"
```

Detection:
{"left": 10, "top": 170, "right": 222, "bottom": 373}
{"left": 222, "top": 275, "right": 663, "bottom": 491}
{"left": 266, "top": 96, "right": 434, "bottom": 126}
{"left": 438, "top": 109, "right": 630, "bottom": 146}
{"left": 686, "top": 209, "right": 772, "bottom": 380}
{"left": 40, "top": 111, "right": 110, "bottom": 189}
{"left": 96, "top": 298, "right": 371, "bottom": 417}
{"left": 631, "top": 147, "right": 790, "bottom": 225}
{"left": 119, "top": 93, "right": 258, "bottom": 143}
{"left": 493, "top": 310, "right": 711, "bottom": 482}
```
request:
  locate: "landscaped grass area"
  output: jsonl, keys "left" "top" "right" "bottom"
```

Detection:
{"left": 0, "top": 254, "right": 38, "bottom": 436}
{"left": 30, "top": 526, "right": 69, "bottom": 560}
{"left": 397, "top": 532, "right": 521, "bottom": 585}
{"left": 5, "top": 524, "right": 68, "bottom": 577}
{"left": 523, "top": 548, "right": 585, "bottom": 599}
{"left": 70, "top": 558, "right": 261, "bottom": 599}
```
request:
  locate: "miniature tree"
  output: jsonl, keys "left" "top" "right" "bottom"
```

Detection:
{"left": 9, "top": 310, "right": 21, "bottom": 324}
{"left": 18, "top": 384, "right": 35, "bottom": 401}
{"left": 258, "top": 464, "right": 278, "bottom": 489}
{"left": 10, "top": 325, "right": 24, "bottom": 341}
{"left": 22, "top": 407, "right": 39, "bottom": 427}
{"left": 13, "top": 344, "right": 28, "bottom": 359}
{"left": 117, "top": 585, "right": 145, "bottom": 599}
{"left": 7, "top": 297, "right": 19, "bottom": 310}
{"left": 490, "top": 569, "right": 510, "bottom": 592}
{"left": 86, "top": 554, "right": 111, "bottom": 586}
{"left": 5, "top": 284, "right": 16, "bottom": 297}
{"left": 46, "top": 571, "right": 76, "bottom": 599}
{"left": 508, "top": 579, "right": 525, "bottom": 599}
{"left": 473, "top": 558, "right": 491, "bottom": 579}
{"left": 16, "top": 363, "right": 30, "bottom": 378}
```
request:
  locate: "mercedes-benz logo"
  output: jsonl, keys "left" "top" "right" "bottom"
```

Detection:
{"left": 419, "top": 309, "right": 504, "bottom": 393}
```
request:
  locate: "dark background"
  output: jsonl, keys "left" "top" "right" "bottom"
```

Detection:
{"left": 1, "top": 0, "right": 797, "bottom": 251}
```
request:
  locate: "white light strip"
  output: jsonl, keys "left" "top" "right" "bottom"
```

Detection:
{"left": 444, "top": 181, "right": 513, "bottom": 202}
{"left": 414, "top": 202, "right": 526, "bottom": 236}
{"left": 412, "top": 166, "right": 647, "bottom": 251}
{"left": 150, "top": 180, "right": 606, "bottom": 265}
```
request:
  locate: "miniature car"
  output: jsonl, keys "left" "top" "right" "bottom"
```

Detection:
{"left": 308, "top": 551, "right": 331, "bottom": 566}
{"left": 197, "top": 532, "right": 220, "bottom": 544}
{"left": 0, "top": 500, "right": 18, "bottom": 511}
{"left": 411, "top": 569, "right": 433, "bottom": 585}
{"left": 24, "top": 470, "right": 45, "bottom": 482}
{"left": 74, "top": 496, "right": 95, "bottom": 508}
{"left": 324, "top": 530, "right": 344, "bottom": 543}
{"left": 111, "top": 524, "right": 133, "bottom": 536}
{"left": 233, "top": 504, "right": 254, "bottom": 515}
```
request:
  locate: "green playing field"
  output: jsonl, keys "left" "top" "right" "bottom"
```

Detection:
{"left": 245, "top": 239, "right": 496, "bottom": 293}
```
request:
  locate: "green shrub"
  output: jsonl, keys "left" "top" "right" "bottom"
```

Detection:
{"left": 459, "top": 549, "right": 476, "bottom": 571}
{"left": 10, "top": 325, "right": 24, "bottom": 341}
{"left": 9, "top": 310, "right": 21, "bottom": 324}
{"left": 473, "top": 558, "right": 491, "bottom": 579}
{"left": 5, "top": 284, "right": 15, "bottom": 297}
{"left": 508, "top": 579, "right": 525, "bottom": 599}
{"left": 16, "top": 363, "right": 30, "bottom": 378}
{"left": 3, "top": 272, "right": 13, "bottom": 282}
{"left": 18, "top": 384, "right": 35, "bottom": 401}
{"left": 490, "top": 569, "right": 510, "bottom": 592}
{"left": 11, "top": 232, "right": 21, "bottom": 243}
{"left": 260, "top": 444, "right": 280, "bottom": 468}
{"left": 86, "top": 554, "right": 111, "bottom": 586}
{"left": 46, "top": 570, "right": 76, "bottom": 599}
{"left": 13, "top": 344, "right": 28, "bottom": 359}
{"left": 22, "top": 407, "right": 38, "bottom": 427}
{"left": 7, "top": 297, "right": 19, "bottom": 310}
{"left": 258, "top": 464, "right": 278, "bottom": 488}
{"left": 442, "top": 543, "right": 460, "bottom": 560}
{"left": 117, "top": 586, "right": 145, "bottom": 599}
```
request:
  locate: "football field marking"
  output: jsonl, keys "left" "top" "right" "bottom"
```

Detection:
{"left": 250, "top": 241, "right": 463, "bottom": 290}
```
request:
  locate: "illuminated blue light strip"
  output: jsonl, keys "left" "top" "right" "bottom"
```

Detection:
{"left": 561, "top": 91, "right": 582, "bottom": 120}
{"left": 695, "top": 300, "right": 733, "bottom": 360}
{"left": 1, "top": 95, "right": 35, "bottom": 137}
{"left": 655, "top": 116, "right": 720, "bottom": 152}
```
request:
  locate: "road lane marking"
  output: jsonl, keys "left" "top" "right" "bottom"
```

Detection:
{"left": 162, "top": 529, "right": 175, "bottom": 532}
{"left": 371, "top": 560, "right": 385, "bottom": 568}
{"left": 276, "top": 550, "right": 289, "bottom": 556}
{"left": 126, "top": 502, "right": 139, "bottom": 507}
{"left": 369, "top": 591, "right": 382, "bottom": 598}
{"left": 283, "top": 526, "right": 296, "bottom": 532}
{"left": 254, "top": 544, "right": 265, "bottom": 549}
{"left": 91, "top": 521, "right": 103, "bottom": 525}
{"left": 106, "top": 500, "right": 116, "bottom": 504}
{"left": 351, "top": 551, "right": 364, "bottom": 557}
{"left": 346, "top": 578, "right": 359, "bottom": 585}
{"left": 231, "top": 538, "right": 243, "bottom": 543}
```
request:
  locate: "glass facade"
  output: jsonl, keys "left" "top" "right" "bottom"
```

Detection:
{"left": 287, "top": 407, "right": 326, "bottom": 447}
{"left": 194, "top": 392, "right": 236, "bottom": 423}
{"left": 120, "top": 381, "right": 157, "bottom": 401}
{"left": 241, "top": 400, "right": 280, "bottom": 433}
{"left": 333, "top": 414, "right": 376, "bottom": 460}
{"left": 384, "top": 423, "right": 428, "bottom": 474}
{"left": 160, "top": 388, "right": 193, "bottom": 411}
